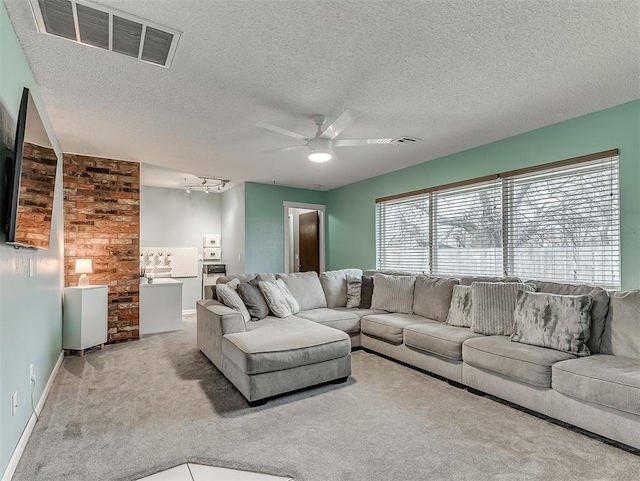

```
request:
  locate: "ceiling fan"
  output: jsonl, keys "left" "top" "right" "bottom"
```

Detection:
{"left": 256, "top": 110, "right": 394, "bottom": 162}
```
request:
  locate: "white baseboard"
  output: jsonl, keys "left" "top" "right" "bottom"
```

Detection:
{"left": 2, "top": 351, "right": 64, "bottom": 481}
{"left": 182, "top": 308, "right": 196, "bottom": 315}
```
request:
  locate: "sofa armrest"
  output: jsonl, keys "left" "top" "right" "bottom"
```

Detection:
{"left": 197, "top": 299, "right": 246, "bottom": 371}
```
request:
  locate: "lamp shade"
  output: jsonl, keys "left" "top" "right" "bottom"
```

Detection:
{"left": 75, "top": 258, "right": 93, "bottom": 274}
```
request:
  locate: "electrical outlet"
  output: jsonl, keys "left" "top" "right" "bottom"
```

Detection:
{"left": 12, "top": 392, "right": 17, "bottom": 416}
{"left": 238, "top": 253, "right": 242, "bottom": 262}
{"left": 30, "top": 364, "right": 35, "bottom": 385}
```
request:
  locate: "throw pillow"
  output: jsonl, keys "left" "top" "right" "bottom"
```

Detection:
{"left": 346, "top": 275, "right": 362, "bottom": 308}
{"left": 371, "top": 273, "right": 416, "bottom": 314}
{"left": 511, "top": 291, "right": 593, "bottom": 356}
{"left": 600, "top": 290, "right": 640, "bottom": 360}
{"left": 258, "top": 279, "right": 300, "bottom": 318}
{"left": 237, "top": 279, "right": 270, "bottom": 321}
{"left": 359, "top": 276, "right": 374, "bottom": 309}
{"left": 276, "top": 272, "right": 327, "bottom": 311}
{"left": 216, "top": 282, "right": 251, "bottom": 322}
{"left": 413, "top": 276, "right": 459, "bottom": 322}
{"left": 460, "top": 276, "right": 521, "bottom": 286}
{"left": 446, "top": 285, "right": 473, "bottom": 327}
{"left": 471, "top": 282, "right": 535, "bottom": 335}
{"left": 320, "top": 269, "right": 363, "bottom": 307}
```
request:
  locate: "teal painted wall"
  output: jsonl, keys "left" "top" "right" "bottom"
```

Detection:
{"left": 244, "top": 182, "right": 325, "bottom": 273}
{"left": 0, "top": 3, "right": 64, "bottom": 476}
{"left": 326, "top": 100, "right": 640, "bottom": 289}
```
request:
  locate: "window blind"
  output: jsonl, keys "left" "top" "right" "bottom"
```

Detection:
{"left": 432, "top": 180, "right": 502, "bottom": 276}
{"left": 375, "top": 193, "right": 429, "bottom": 273}
{"left": 505, "top": 155, "right": 619, "bottom": 288}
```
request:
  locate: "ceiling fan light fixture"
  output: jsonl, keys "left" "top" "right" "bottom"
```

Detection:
{"left": 308, "top": 138, "right": 333, "bottom": 162}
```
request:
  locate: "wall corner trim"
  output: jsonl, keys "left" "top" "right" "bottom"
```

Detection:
{"left": 2, "top": 352, "right": 64, "bottom": 481}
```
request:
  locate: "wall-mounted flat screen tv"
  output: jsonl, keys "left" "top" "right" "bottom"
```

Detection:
{"left": 4, "top": 87, "right": 58, "bottom": 249}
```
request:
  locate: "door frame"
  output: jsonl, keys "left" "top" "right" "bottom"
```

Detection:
{"left": 283, "top": 201, "right": 326, "bottom": 274}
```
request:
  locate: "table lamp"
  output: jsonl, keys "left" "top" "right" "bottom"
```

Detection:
{"left": 75, "top": 259, "right": 93, "bottom": 287}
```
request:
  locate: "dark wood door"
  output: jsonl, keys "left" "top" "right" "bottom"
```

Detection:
{"left": 299, "top": 211, "right": 320, "bottom": 273}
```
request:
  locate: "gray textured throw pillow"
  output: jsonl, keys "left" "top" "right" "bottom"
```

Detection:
{"left": 371, "top": 274, "right": 416, "bottom": 314}
{"left": 359, "top": 276, "right": 374, "bottom": 309}
{"left": 277, "top": 272, "right": 327, "bottom": 311}
{"left": 346, "top": 275, "right": 362, "bottom": 308}
{"left": 258, "top": 279, "right": 300, "bottom": 318}
{"left": 471, "top": 282, "right": 535, "bottom": 335}
{"left": 446, "top": 285, "right": 473, "bottom": 327}
{"left": 413, "top": 276, "right": 459, "bottom": 322}
{"left": 216, "top": 282, "right": 251, "bottom": 322}
{"left": 511, "top": 291, "right": 593, "bottom": 356}
{"left": 600, "top": 290, "right": 640, "bottom": 360}
{"left": 237, "top": 279, "right": 270, "bottom": 321}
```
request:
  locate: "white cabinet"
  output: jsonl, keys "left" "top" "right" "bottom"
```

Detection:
{"left": 63, "top": 285, "right": 108, "bottom": 356}
{"left": 140, "top": 278, "right": 183, "bottom": 335}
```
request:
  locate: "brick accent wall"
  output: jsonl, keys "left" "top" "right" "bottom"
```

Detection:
{"left": 63, "top": 153, "right": 140, "bottom": 342}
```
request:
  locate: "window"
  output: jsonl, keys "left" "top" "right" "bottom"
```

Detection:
{"left": 433, "top": 180, "right": 502, "bottom": 277}
{"left": 375, "top": 193, "right": 429, "bottom": 273}
{"left": 375, "top": 150, "right": 620, "bottom": 288}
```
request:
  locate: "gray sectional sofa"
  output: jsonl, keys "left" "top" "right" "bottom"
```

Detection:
{"left": 196, "top": 269, "right": 640, "bottom": 450}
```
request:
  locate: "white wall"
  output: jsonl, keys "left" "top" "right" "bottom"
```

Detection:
{"left": 140, "top": 185, "right": 221, "bottom": 310}
{"left": 221, "top": 183, "right": 245, "bottom": 275}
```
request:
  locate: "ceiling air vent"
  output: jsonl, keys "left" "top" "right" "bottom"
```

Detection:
{"left": 29, "top": 0, "right": 181, "bottom": 68}
{"left": 393, "top": 136, "right": 422, "bottom": 145}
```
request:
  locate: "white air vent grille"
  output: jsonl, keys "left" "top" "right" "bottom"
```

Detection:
{"left": 29, "top": 0, "right": 181, "bottom": 68}
{"left": 393, "top": 136, "right": 422, "bottom": 145}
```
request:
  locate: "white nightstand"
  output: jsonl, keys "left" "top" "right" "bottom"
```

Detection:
{"left": 63, "top": 285, "right": 108, "bottom": 356}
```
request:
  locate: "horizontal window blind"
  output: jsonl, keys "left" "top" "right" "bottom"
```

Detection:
{"left": 505, "top": 155, "right": 620, "bottom": 288}
{"left": 374, "top": 150, "right": 620, "bottom": 288}
{"left": 376, "top": 193, "right": 429, "bottom": 273}
{"left": 433, "top": 180, "right": 502, "bottom": 277}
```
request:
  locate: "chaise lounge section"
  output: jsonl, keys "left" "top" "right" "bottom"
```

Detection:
{"left": 197, "top": 269, "right": 640, "bottom": 450}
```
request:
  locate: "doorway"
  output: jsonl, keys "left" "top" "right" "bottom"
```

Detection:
{"left": 284, "top": 202, "right": 326, "bottom": 274}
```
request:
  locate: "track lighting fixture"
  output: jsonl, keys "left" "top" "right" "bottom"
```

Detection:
{"left": 184, "top": 176, "right": 230, "bottom": 193}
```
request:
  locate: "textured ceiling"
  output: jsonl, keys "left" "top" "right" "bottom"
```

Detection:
{"left": 4, "top": 0, "right": 640, "bottom": 190}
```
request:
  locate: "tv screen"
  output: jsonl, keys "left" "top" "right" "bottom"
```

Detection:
{"left": 4, "top": 88, "right": 58, "bottom": 249}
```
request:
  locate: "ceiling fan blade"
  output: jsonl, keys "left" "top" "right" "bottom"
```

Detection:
{"left": 333, "top": 138, "right": 394, "bottom": 147}
{"left": 263, "top": 145, "right": 307, "bottom": 154}
{"left": 256, "top": 121, "right": 308, "bottom": 141}
{"left": 319, "top": 110, "right": 362, "bottom": 140}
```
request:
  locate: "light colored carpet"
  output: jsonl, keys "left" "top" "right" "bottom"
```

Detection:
{"left": 14, "top": 314, "right": 640, "bottom": 481}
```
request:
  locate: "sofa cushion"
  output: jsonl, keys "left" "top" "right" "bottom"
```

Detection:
{"left": 371, "top": 273, "right": 416, "bottom": 314}
{"left": 511, "top": 291, "right": 593, "bottom": 356}
{"left": 297, "top": 308, "right": 361, "bottom": 334}
{"left": 258, "top": 279, "right": 300, "bottom": 318}
{"left": 359, "top": 276, "right": 374, "bottom": 309}
{"left": 333, "top": 307, "right": 386, "bottom": 318}
{"left": 319, "top": 269, "right": 363, "bottom": 308}
{"left": 471, "top": 282, "right": 535, "bottom": 335}
{"left": 529, "top": 280, "right": 610, "bottom": 354}
{"left": 601, "top": 290, "right": 640, "bottom": 360}
{"left": 460, "top": 276, "right": 521, "bottom": 286}
{"left": 216, "top": 281, "right": 251, "bottom": 323}
{"left": 446, "top": 285, "right": 473, "bottom": 328}
{"left": 237, "top": 279, "right": 270, "bottom": 321}
{"left": 552, "top": 355, "right": 640, "bottom": 416}
{"left": 463, "top": 336, "right": 576, "bottom": 387}
{"left": 413, "top": 276, "right": 459, "bottom": 322}
{"left": 277, "top": 272, "right": 327, "bottom": 311}
{"left": 346, "top": 275, "right": 362, "bottom": 308}
{"left": 361, "top": 313, "right": 434, "bottom": 344}
{"left": 404, "top": 323, "right": 483, "bottom": 361}
{"left": 223, "top": 318, "right": 350, "bottom": 375}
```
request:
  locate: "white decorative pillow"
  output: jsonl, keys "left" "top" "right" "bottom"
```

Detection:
{"left": 216, "top": 282, "right": 251, "bottom": 322}
{"left": 258, "top": 279, "right": 300, "bottom": 318}
{"left": 371, "top": 273, "right": 416, "bottom": 314}
{"left": 446, "top": 285, "right": 473, "bottom": 327}
{"left": 346, "top": 275, "right": 362, "bottom": 308}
